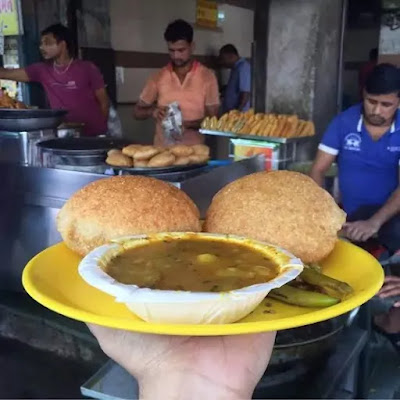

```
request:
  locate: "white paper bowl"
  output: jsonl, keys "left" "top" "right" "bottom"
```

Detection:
{"left": 78, "top": 233, "right": 304, "bottom": 324}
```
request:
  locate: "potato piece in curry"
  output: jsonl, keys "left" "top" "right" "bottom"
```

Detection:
{"left": 104, "top": 238, "right": 279, "bottom": 292}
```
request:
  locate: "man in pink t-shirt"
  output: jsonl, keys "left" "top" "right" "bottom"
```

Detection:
{"left": 0, "top": 24, "right": 109, "bottom": 136}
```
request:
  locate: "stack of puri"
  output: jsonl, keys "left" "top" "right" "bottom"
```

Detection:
{"left": 204, "top": 171, "right": 353, "bottom": 307}
{"left": 105, "top": 144, "right": 210, "bottom": 168}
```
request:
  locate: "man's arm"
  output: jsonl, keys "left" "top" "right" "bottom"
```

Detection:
{"left": 0, "top": 68, "right": 29, "bottom": 82}
{"left": 184, "top": 104, "right": 219, "bottom": 130}
{"left": 238, "top": 92, "right": 250, "bottom": 111}
{"left": 309, "top": 150, "right": 336, "bottom": 187}
{"left": 205, "top": 104, "right": 219, "bottom": 117}
{"left": 238, "top": 62, "right": 251, "bottom": 111}
{"left": 133, "top": 99, "right": 156, "bottom": 120}
{"left": 95, "top": 88, "right": 110, "bottom": 119}
{"left": 370, "top": 187, "right": 400, "bottom": 228}
{"left": 133, "top": 75, "right": 159, "bottom": 121}
{"left": 345, "top": 187, "right": 400, "bottom": 242}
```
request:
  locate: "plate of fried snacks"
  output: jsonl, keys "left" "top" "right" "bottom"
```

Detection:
{"left": 23, "top": 172, "right": 383, "bottom": 336}
{"left": 201, "top": 108, "right": 315, "bottom": 138}
{"left": 105, "top": 144, "right": 210, "bottom": 170}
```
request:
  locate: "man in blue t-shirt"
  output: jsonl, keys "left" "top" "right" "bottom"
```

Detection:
{"left": 310, "top": 64, "right": 400, "bottom": 253}
{"left": 219, "top": 44, "right": 251, "bottom": 113}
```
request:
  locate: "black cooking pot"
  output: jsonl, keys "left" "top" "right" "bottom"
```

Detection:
{"left": 0, "top": 109, "right": 67, "bottom": 131}
{"left": 251, "top": 315, "right": 350, "bottom": 399}
{"left": 253, "top": 313, "right": 351, "bottom": 398}
{"left": 37, "top": 137, "right": 131, "bottom": 167}
{"left": 270, "top": 315, "right": 346, "bottom": 371}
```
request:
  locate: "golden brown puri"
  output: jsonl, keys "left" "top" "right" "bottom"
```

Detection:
{"left": 170, "top": 144, "right": 194, "bottom": 157}
{"left": 122, "top": 144, "right": 142, "bottom": 157}
{"left": 134, "top": 146, "right": 159, "bottom": 161}
{"left": 147, "top": 151, "right": 176, "bottom": 167}
{"left": 134, "top": 159, "right": 149, "bottom": 168}
{"left": 174, "top": 156, "right": 190, "bottom": 166}
{"left": 106, "top": 152, "right": 133, "bottom": 167}
{"left": 57, "top": 176, "right": 201, "bottom": 256}
{"left": 204, "top": 171, "right": 346, "bottom": 263}
{"left": 192, "top": 144, "right": 210, "bottom": 157}
{"left": 107, "top": 148, "right": 121, "bottom": 156}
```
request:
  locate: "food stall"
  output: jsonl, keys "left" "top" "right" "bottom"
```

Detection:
{"left": 200, "top": 109, "right": 315, "bottom": 170}
{"left": 0, "top": 106, "right": 375, "bottom": 399}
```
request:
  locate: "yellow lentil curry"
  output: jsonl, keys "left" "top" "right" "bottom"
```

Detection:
{"left": 104, "top": 238, "right": 279, "bottom": 292}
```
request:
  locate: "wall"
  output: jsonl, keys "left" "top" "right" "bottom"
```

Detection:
{"left": 379, "top": 0, "right": 400, "bottom": 65}
{"left": 265, "top": 0, "right": 343, "bottom": 160}
{"left": 77, "top": 0, "right": 111, "bottom": 48}
{"left": 109, "top": 0, "right": 254, "bottom": 143}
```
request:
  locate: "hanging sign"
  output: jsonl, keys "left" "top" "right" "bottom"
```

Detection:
{"left": 0, "top": 0, "right": 22, "bottom": 36}
{"left": 196, "top": 0, "right": 218, "bottom": 29}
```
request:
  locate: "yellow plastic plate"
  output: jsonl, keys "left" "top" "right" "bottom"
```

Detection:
{"left": 22, "top": 240, "right": 383, "bottom": 336}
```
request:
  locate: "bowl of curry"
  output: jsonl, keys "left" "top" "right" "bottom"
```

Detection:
{"left": 78, "top": 233, "right": 304, "bottom": 324}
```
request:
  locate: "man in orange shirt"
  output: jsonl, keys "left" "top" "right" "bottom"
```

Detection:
{"left": 133, "top": 19, "right": 220, "bottom": 147}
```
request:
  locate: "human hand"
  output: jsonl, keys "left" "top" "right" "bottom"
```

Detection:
{"left": 378, "top": 276, "right": 400, "bottom": 307}
{"left": 88, "top": 324, "right": 276, "bottom": 400}
{"left": 152, "top": 106, "right": 167, "bottom": 122}
{"left": 343, "top": 219, "right": 381, "bottom": 242}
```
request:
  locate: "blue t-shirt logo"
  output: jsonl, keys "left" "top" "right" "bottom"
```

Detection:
{"left": 344, "top": 133, "right": 362, "bottom": 152}
{"left": 387, "top": 146, "right": 400, "bottom": 152}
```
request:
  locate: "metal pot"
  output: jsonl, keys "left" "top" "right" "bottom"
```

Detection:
{"left": 253, "top": 314, "right": 350, "bottom": 398}
{"left": 37, "top": 137, "right": 130, "bottom": 168}
{"left": 0, "top": 109, "right": 67, "bottom": 131}
{"left": 270, "top": 315, "right": 346, "bottom": 370}
{"left": 56, "top": 123, "right": 85, "bottom": 139}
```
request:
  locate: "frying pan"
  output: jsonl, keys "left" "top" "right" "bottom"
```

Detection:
{"left": 37, "top": 137, "right": 130, "bottom": 155}
{"left": 38, "top": 137, "right": 131, "bottom": 167}
{"left": 0, "top": 109, "right": 67, "bottom": 131}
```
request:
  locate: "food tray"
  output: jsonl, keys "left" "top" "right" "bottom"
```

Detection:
{"left": 22, "top": 240, "right": 383, "bottom": 336}
{"left": 200, "top": 129, "right": 312, "bottom": 144}
{"left": 112, "top": 163, "right": 208, "bottom": 175}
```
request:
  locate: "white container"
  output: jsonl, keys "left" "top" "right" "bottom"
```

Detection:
{"left": 78, "top": 233, "right": 304, "bottom": 325}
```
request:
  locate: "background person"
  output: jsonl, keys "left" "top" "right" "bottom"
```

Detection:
{"left": 310, "top": 64, "right": 400, "bottom": 253}
{"left": 219, "top": 44, "right": 251, "bottom": 113}
{"left": 0, "top": 23, "right": 109, "bottom": 136}
{"left": 133, "top": 19, "right": 220, "bottom": 147}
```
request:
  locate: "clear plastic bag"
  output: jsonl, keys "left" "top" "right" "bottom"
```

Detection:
{"left": 107, "top": 104, "right": 123, "bottom": 137}
{"left": 161, "top": 102, "right": 183, "bottom": 145}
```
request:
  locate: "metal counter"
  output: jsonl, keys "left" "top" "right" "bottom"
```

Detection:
{"left": 0, "top": 156, "right": 265, "bottom": 291}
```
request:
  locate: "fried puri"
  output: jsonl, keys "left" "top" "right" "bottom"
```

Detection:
{"left": 122, "top": 144, "right": 142, "bottom": 157}
{"left": 174, "top": 156, "right": 190, "bottom": 166}
{"left": 134, "top": 159, "right": 149, "bottom": 168}
{"left": 147, "top": 151, "right": 176, "bottom": 167}
{"left": 170, "top": 145, "right": 194, "bottom": 157}
{"left": 133, "top": 146, "right": 159, "bottom": 161}
{"left": 204, "top": 171, "right": 346, "bottom": 263}
{"left": 107, "top": 149, "right": 121, "bottom": 156}
{"left": 192, "top": 144, "right": 210, "bottom": 157}
{"left": 106, "top": 151, "right": 133, "bottom": 167}
{"left": 57, "top": 176, "right": 201, "bottom": 256}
